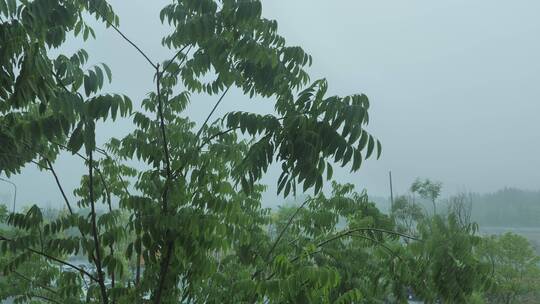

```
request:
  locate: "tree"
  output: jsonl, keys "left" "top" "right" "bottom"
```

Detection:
{"left": 478, "top": 233, "right": 540, "bottom": 304}
{"left": 0, "top": 1, "right": 383, "bottom": 303}
{"left": 405, "top": 214, "right": 489, "bottom": 303}
{"left": 390, "top": 194, "right": 424, "bottom": 237}
{"left": 194, "top": 182, "right": 407, "bottom": 303}
{"left": 446, "top": 192, "right": 473, "bottom": 229}
{"left": 411, "top": 178, "right": 442, "bottom": 215}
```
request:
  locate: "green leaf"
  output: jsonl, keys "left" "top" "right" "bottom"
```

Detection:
{"left": 358, "top": 131, "right": 368, "bottom": 151}
{"left": 83, "top": 121, "right": 96, "bottom": 154}
{"left": 74, "top": 21, "right": 82, "bottom": 36}
{"left": 67, "top": 122, "right": 84, "bottom": 153}
{"left": 102, "top": 63, "right": 112, "bottom": 82}
{"left": 376, "top": 139, "right": 382, "bottom": 159}
{"left": 326, "top": 162, "right": 333, "bottom": 180}
{"left": 366, "top": 135, "right": 375, "bottom": 159}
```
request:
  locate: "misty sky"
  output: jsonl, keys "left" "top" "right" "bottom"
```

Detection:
{"left": 2, "top": 0, "right": 540, "bottom": 209}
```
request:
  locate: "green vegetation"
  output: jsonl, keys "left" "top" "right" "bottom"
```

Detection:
{"left": 0, "top": 0, "right": 538, "bottom": 303}
{"left": 478, "top": 233, "right": 540, "bottom": 303}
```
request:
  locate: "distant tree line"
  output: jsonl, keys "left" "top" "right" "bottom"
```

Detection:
{"left": 470, "top": 188, "right": 540, "bottom": 227}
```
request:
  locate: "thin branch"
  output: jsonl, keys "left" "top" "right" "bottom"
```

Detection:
{"left": 86, "top": 147, "right": 131, "bottom": 196}
{"left": 198, "top": 126, "right": 237, "bottom": 148}
{"left": 170, "top": 126, "right": 237, "bottom": 180}
{"left": 0, "top": 235, "right": 98, "bottom": 282}
{"left": 316, "top": 227, "right": 421, "bottom": 249}
{"left": 45, "top": 159, "right": 73, "bottom": 215}
{"left": 31, "top": 146, "right": 102, "bottom": 272}
{"left": 94, "top": 148, "right": 137, "bottom": 287}
{"left": 153, "top": 64, "right": 175, "bottom": 304}
{"left": 349, "top": 233, "right": 402, "bottom": 261}
{"left": 196, "top": 86, "right": 231, "bottom": 138}
{"left": 266, "top": 198, "right": 311, "bottom": 261}
{"left": 88, "top": 151, "right": 109, "bottom": 304}
{"left": 186, "top": 111, "right": 313, "bottom": 169}
{"left": 95, "top": 166, "right": 116, "bottom": 290}
{"left": 151, "top": 43, "right": 194, "bottom": 300}
{"left": 12, "top": 270, "right": 58, "bottom": 294}
{"left": 162, "top": 45, "right": 189, "bottom": 74}
{"left": 52, "top": 70, "right": 85, "bottom": 102}
{"left": 50, "top": 141, "right": 87, "bottom": 161}
{"left": 155, "top": 65, "right": 173, "bottom": 211}
{"left": 262, "top": 227, "right": 417, "bottom": 282}
{"left": 27, "top": 293, "right": 62, "bottom": 304}
{"left": 252, "top": 198, "right": 312, "bottom": 279}
{"left": 95, "top": 7, "right": 157, "bottom": 69}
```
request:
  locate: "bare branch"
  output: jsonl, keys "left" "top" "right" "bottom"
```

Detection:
{"left": 95, "top": 7, "right": 157, "bottom": 69}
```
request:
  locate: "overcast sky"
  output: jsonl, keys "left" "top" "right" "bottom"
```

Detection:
{"left": 2, "top": 0, "right": 540, "bottom": 210}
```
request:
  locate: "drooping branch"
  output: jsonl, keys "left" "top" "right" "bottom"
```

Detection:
{"left": 263, "top": 227, "right": 418, "bottom": 282}
{"left": 12, "top": 270, "right": 58, "bottom": 294}
{"left": 265, "top": 198, "right": 312, "bottom": 262}
{"left": 251, "top": 198, "right": 312, "bottom": 279}
{"left": 252, "top": 198, "right": 312, "bottom": 279}
{"left": 27, "top": 293, "right": 62, "bottom": 304}
{"left": 0, "top": 235, "right": 98, "bottom": 282}
{"left": 349, "top": 233, "right": 402, "bottom": 261}
{"left": 316, "top": 227, "right": 421, "bottom": 249}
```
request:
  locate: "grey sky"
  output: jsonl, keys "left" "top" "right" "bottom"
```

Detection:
{"left": 2, "top": 1, "right": 540, "bottom": 209}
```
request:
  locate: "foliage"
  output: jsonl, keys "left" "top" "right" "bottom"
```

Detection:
{"left": 0, "top": 203, "right": 7, "bottom": 222}
{"left": 0, "top": 0, "right": 516, "bottom": 303}
{"left": 0, "top": 0, "right": 386, "bottom": 303}
{"left": 478, "top": 232, "right": 540, "bottom": 303}
{"left": 405, "top": 214, "right": 489, "bottom": 303}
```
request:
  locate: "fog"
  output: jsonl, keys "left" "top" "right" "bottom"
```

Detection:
{"left": 2, "top": 0, "right": 540, "bottom": 209}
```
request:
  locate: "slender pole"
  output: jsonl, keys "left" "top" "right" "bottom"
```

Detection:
{"left": 389, "top": 171, "right": 394, "bottom": 209}
{"left": 0, "top": 177, "right": 17, "bottom": 213}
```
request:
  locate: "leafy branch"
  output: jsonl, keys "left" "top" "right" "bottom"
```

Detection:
{"left": 0, "top": 235, "right": 98, "bottom": 282}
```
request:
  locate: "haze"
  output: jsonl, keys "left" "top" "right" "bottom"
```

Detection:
{"left": 2, "top": 0, "right": 540, "bottom": 209}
